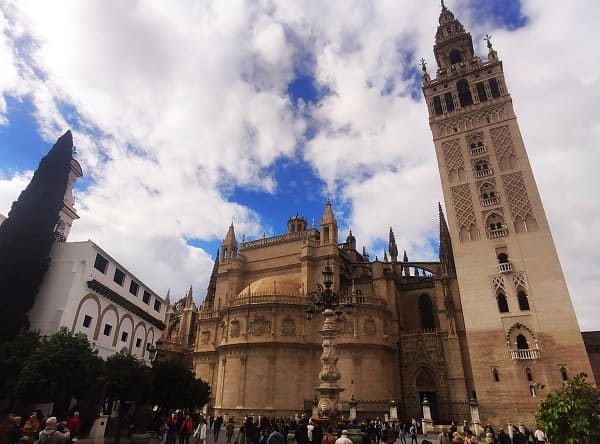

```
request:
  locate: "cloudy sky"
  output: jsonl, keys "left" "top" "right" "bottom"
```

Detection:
{"left": 0, "top": 0, "right": 598, "bottom": 331}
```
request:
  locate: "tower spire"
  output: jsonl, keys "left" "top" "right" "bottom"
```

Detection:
{"left": 205, "top": 249, "right": 219, "bottom": 310}
{"left": 388, "top": 227, "right": 398, "bottom": 263}
{"left": 438, "top": 203, "right": 455, "bottom": 275}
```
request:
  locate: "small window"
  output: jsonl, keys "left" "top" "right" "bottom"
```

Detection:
{"left": 94, "top": 254, "right": 109, "bottom": 274}
{"left": 142, "top": 291, "right": 151, "bottom": 304}
{"left": 498, "top": 253, "right": 509, "bottom": 264}
{"left": 444, "top": 92, "right": 454, "bottom": 112}
{"left": 518, "top": 291, "right": 530, "bottom": 311}
{"left": 135, "top": 338, "right": 142, "bottom": 348}
{"left": 497, "top": 293, "right": 509, "bottom": 313}
{"left": 154, "top": 300, "right": 161, "bottom": 312}
{"left": 121, "top": 331, "right": 129, "bottom": 342}
{"left": 83, "top": 315, "right": 92, "bottom": 328}
{"left": 476, "top": 82, "right": 487, "bottom": 102}
{"left": 489, "top": 78, "right": 501, "bottom": 98}
{"left": 103, "top": 324, "right": 112, "bottom": 336}
{"left": 560, "top": 367, "right": 568, "bottom": 381}
{"left": 449, "top": 49, "right": 462, "bottom": 64}
{"left": 129, "top": 281, "right": 140, "bottom": 296}
{"left": 457, "top": 79, "right": 473, "bottom": 107}
{"left": 113, "top": 268, "right": 125, "bottom": 286}
{"left": 146, "top": 343, "right": 152, "bottom": 351}
{"left": 526, "top": 367, "right": 533, "bottom": 381}
{"left": 517, "top": 334, "right": 530, "bottom": 350}
{"left": 493, "top": 368, "right": 500, "bottom": 382}
{"left": 433, "top": 96, "right": 443, "bottom": 116}
{"left": 530, "top": 385, "right": 537, "bottom": 397}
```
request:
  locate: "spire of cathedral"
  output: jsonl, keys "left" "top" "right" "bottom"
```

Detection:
{"left": 320, "top": 199, "right": 338, "bottom": 245}
{"left": 184, "top": 285, "right": 195, "bottom": 310}
{"left": 220, "top": 223, "right": 238, "bottom": 262}
{"left": 204, "top": 249, "right": 219, "bottom": 310}
{"left": 403, "top": 250, "right": 408, "bottom": 262}
{"left": 383, "top": 250, "right": 388, "bottom": 262}
{"left": 433, "top": 0, "right": 474, "bottom": 71}
{"left": 388, "top": 227, "right": 398, "bottom": 263}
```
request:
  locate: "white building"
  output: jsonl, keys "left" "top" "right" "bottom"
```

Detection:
{"left": 14, "top": 155, "right": 167, "bottom": 363}
{"left": 28, "top": 240, "right": 166, "bottom": 362}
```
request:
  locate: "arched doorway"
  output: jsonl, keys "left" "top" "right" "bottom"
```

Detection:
{"left": 415, "top": 367, "right": 440, "bottom": 422}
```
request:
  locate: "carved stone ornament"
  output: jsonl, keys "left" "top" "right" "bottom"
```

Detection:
{"left": 281, "top": 316, "right": 296, "bottom": 337}
{"left": 364, "top": 318, "right": 376, "bottom": 336}
{"left": 201, "top": 331, "right": 210, "bottom": 344}
{"left": 230, "top": 320, "right": 241, "bottom": 338}
{"left": 249, "top": 315, "right": 270, "bottom": 336}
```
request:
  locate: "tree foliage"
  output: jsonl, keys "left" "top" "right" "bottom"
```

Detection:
{"left": 0, "top": 130, "right": 74, "bottom": 338}
{"left": 0, "top": 331, "right": 40, "bottom": 402}
{"left": 535, "top": 373, "right": 600, "bottom": 444}
{"left": 16, "top": 327, "right": 102, "bottom": 417}
{"left": 103, "top": 352, "right": 150, "bottom": 403}
{"left": 151, "top": 360, "right": 210, "bottom": 413}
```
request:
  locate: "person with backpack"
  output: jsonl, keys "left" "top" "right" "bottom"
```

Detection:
{"left": 38, "top": 417, "right": 70, "bottom": 444}
{"left": 409, "top": 423, "right": 418, "bottom": 444}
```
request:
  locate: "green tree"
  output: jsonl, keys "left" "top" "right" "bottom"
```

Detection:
{"left": 103, "top": 352, "right": 150, "bottom": 404}
{"left": 535, "top": 373, "right": 600, "bottom": 444}
{"left": 0, "top": 130, "right": 74, "bottom": 338}
{"left": 0, "top": 331, "right": 40, "bottom": 405}
{"left": 151, "top": 360, "right": 210, "bottom": 414}
{"left": 16, "top": 327, "right": 102, "bottom": 417}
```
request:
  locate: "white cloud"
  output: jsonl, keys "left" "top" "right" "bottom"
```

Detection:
{"left": 0, "top": 0, "right": 598, "bottom": 330}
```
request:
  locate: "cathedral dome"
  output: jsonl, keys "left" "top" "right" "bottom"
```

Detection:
{"left": 238, "top": 276, "right": 302, "bottom": 297}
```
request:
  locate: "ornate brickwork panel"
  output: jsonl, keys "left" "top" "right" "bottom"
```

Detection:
{"left": 442, "top": 139, "right": 464, "bottom": 175}
{"left": 437, "top": 104, "right": 505, "bottom": 137}
{"left": 451, "top": 184, "right": 476, "bottom": 229}
{"left": 280, "top": 316, "right": 296, "bottom": 337}
{"left": 229, "top": 320, "right": 241, "bottom": 338}
{"left": 490, "top": 275, "right": 506, "bottom": 294}
{"left": 249, "top": 315, "right": 270, "bottom": 336}
{"left": 501, "top": 172, "right": 533, "bottom": 220}
{"left": 511, "top": 272, "right": 528, "bottom": 291}
{"left": 490, "top": 125, "right": 516, "bottom": 160}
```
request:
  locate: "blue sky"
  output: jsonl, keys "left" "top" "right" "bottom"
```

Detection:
{"left": 1, "top": 0, "right": 600, "bottom": 330}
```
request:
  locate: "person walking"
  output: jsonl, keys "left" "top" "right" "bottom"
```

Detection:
{"left": 179, "top": 415, "right": 194, "bottom": 444}
{"left": 194, "top": 418, "right": 207, "bottom": 444}
{"left": 408, "top": 423, "right": 418, "bottom": 444}
{"left": 533, "top": 427, "right": 546, "bottom": 444}
{"left": 438, "top": 428, "right": 450, "bottom": 444}
{"left": 226, "top": 419, "right": 235, "bottom": 444}
{"left": 214, "top": 415, "right": 224, "bottom": 442}
{"left": 66, "top": 412, "right": 80, "bottom": 444}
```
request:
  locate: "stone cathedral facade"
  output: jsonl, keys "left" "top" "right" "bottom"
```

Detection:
{"left": 161, "top": 5, "right": 594, "bottom": 426}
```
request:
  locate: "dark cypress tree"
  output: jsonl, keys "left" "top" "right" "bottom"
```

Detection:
{"left": 0, "top": 130, "right": 74, "bottom": 338}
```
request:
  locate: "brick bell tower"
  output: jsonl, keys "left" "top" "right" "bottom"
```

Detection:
{"left": 421, "top": 2, "right": 593, "bottom": 424}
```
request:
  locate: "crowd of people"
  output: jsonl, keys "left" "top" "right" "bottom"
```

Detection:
{"left": 0, "top": 410, "right": 80, "bottom": 444}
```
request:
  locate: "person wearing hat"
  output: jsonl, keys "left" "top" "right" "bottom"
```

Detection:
{"left": 38, "top": 417, "right": 70, "bottom": 444}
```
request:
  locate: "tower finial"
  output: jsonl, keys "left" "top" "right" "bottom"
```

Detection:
{"left": 441, "top": 0, "right": 446, "bottom": 10}
{"left": 485, "top": 34, "right": 493, "bottom": 49}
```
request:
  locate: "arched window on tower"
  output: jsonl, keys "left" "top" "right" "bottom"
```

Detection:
{"left": 497, "top": 292, "right": 509, "bottom": 313}
{"left": 492, "top": 368, "right": 500, "bottom": 382}
{"left": 518, "top": 290, "right": 531, "bottom": 311}
{"left": 526, "top": 367, "right": 533, "bottom": 381}
{"left": 560, "top": 367, "right": 568, "bottom": 382}
{"left": 517, "top": 334, "right": 530, "bottom": 350}
{"left": 457, "top": 79, "right": 473, "bottom": 107}
{"left": 419, "top": 294, "right": 436, "bottom": 330}
{"left": 449, "top": 49, "right": 462, "bottom": 65}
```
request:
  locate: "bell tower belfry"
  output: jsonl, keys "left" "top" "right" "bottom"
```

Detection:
{"left": 422, "top": 2, "right": 593, "bottom": 423}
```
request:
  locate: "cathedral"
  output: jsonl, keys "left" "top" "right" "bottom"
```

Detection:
{"left": 161, "top": 4, "right": 594, "bottom": 427}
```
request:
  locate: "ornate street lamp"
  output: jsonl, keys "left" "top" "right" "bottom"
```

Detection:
{"left": 305, "top": 260, "right": 353, "bottom": 428}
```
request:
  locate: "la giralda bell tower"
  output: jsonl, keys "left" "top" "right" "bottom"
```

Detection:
{"left": 422, "top": 3, "right": 593, "bottom": 422}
